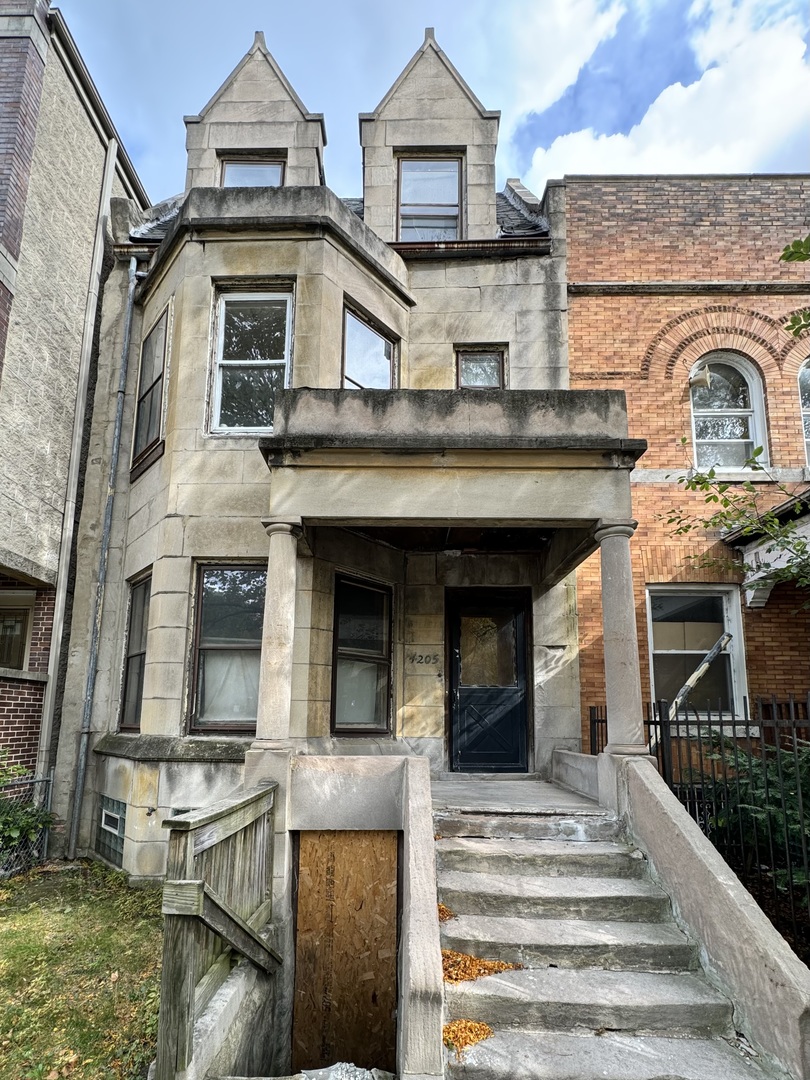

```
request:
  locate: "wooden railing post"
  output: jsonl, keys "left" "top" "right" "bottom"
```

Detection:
{"left": 155, "top": 831, "right": 197, "bottom": 1080}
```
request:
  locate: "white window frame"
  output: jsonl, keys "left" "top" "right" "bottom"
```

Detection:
{"left": 645, "top": 584, "right": 747, "bottom": 717}
{"left": 798, "top": 358, "right": 810, "bottom": 466}
{"left": 689, "top": 351, "right": 768, "bottom": 471}
{"left": 0, "top": 590, "right": 36, "bottom": 671}
{"left": 211, "top": 291, "right": 293, "bottom": 435}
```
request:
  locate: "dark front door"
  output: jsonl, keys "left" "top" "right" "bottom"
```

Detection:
{"left": 449, "top": 589, "right": 529, "bottom": 772}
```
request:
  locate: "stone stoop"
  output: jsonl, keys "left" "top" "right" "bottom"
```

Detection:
{"left": 435, "top": 798, "right": 787, "bottom": 1080}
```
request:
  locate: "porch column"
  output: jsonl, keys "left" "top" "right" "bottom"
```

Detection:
{"left": 594, "top": 523, "right": 647, "bottom": 754}
{"left": 254, "top": 519, "right": 302, "bottom": 745}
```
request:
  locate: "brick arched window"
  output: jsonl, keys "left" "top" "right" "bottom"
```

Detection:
{"left": 690, "top": 351, "right": 767, "bottom": 469}
{"left": 799, "top": 360, "right": 810, "bottom": 465}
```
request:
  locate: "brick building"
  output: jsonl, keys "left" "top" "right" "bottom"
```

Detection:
{"left": 560, "top": 175, "right": 810, "bottom": 729}
{"left": 0, "top": 1, "right": 146, "bottom": 771}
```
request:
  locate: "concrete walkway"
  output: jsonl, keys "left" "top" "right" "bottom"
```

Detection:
{"left": 431, "top": 779, "right": 600, "bottom": 816}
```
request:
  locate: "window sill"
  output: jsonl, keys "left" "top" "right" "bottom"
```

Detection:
{"left": 0, "top": 666, "right": 47, "bottom": 683}
{"left": 130, "top": 439, "right": 165, "bottom": 483}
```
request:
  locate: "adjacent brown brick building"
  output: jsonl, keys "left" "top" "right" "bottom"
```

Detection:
{"left": 557, "top": 175, "right": 810, "bottom": 734}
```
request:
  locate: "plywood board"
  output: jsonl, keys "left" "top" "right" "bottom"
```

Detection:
{"left": 292, "top": 830, "right": 398, "bottom": 1073}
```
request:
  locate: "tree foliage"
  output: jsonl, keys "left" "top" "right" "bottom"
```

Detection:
{"left": 780, "top": 234, "right": 810, "bottom": 336}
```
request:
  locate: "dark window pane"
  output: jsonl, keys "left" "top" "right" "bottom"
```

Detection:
{"left": 334, "top": 657, "right": 388, "bottom": 728}
{"left": 222, "top": 300, "right": 287, "bottom": 363}
{"left": 652, "top": 594, "right": 724, "bottom": 624}
{"left": 200, "top": 568, "right": 265, "bottom": 645}
{"left": 460, "top": 612, "right": 517, "bottom": 686}
{"left": 692, "top": 363, "right": 751, "bottom": 410}
{"left": 139, "top": 313, "right": 167, "bottom": 393}
{"left": 652, "top": 653, "right": 732, "bottom": 711}
{"left": 400, "top": 160, "right": 459, "bottom": 205}
{"left": 343, "top": 312, "right": 393, "bottom": 389}
{"left": 336, "top": 580, "right": 388, "bottom": 655}
{"left": 134, "top": 379, "right": 163, "bottom": 458}
{"left": 459, "top": 353, "right": 502, "bottom": 388}
{"left": 121, "top": 654, "right": 145, "bottom": 729}
{"left": 0, "top": 608, "right": 28, "bottom": 669}
{"left": 218, "top": 363, "right": 286, "bottom": 429}
{"left": 129, "top": 580, "right": 150, "bottom": 654}
{"left": 222, "top": 162, "right": 283, "bottom": 187}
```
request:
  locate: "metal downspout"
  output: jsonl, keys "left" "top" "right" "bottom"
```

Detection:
{"left": 36, "top": 138, "right": 119, "bottom": 782}
{"left": 67, "top": 254, "right": 140, "bottom": 859}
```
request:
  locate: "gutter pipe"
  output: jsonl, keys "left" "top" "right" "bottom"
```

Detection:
{"left": 67, "top": 254, "right": 141, "bottom": 859}
{"left": 37, "top": 138, "right": 118, "bottom": 782}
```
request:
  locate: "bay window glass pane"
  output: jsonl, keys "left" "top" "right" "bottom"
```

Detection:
{"left": 218, "top": 364, "right": 286, "bottom": 429}
{"left": 200, "top": 568, "right": 265, "bottom": 644}
{"left": 134, "top": 383, "right": 162, "bottom": 458}
{"left": 222, "top": 162, "right": 283, "bottom": 187}
{"left": 343, "top": 312, "right": 393, "bottom": 389}
{"left": 223, "top": 300, "right": 287, "bottom": 362}
{"left": 459, "top": 353, "right": 502, "bottom": 388}
{"left": 460, "top": 612, "right": 517, "bottom": 686}
{"left": 198, "top": 650, "right": 261, "bottom": 724}
{"left": 121, "top": 653, "right": 146, "bottom": 730}
{"left": 334, "top": 658, "right": 388, "bottom": 729}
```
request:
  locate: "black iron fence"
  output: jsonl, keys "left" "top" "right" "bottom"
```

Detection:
{"left": 0, "top": 770, "right": 54, "bottom": 878}
{"left": 589, "top": 697, "right": 810, "bottom": 963}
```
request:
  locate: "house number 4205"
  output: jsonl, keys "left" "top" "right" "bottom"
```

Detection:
{"left": 409, "top": 653, "right": 440, "bottom": 665}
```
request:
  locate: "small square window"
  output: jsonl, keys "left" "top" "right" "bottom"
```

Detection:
{"left": 212, "top": 293, "right": 292, "bottom": 432}
{"left": 133, "top": 309, "right": 168, "bottom": 465}
{"left": 221, "top": 160, "right": 284, "bottom": 187}
{"left": 96, "top": 795, "right": 125, "bottom": 868}
{"left": 120, "top": 577, "right": 151, "bottom": 732}
{"left": 399, "top": 158, "right": 460, "bottom": 241}
{"left": 192, "top": 565, "right": 266, "bottom": 731}
{"left": 342, "top": 309, "right": 395, "bottom": 390}
{"left": 457, "top": 349, "right": 505, "bottom": 389}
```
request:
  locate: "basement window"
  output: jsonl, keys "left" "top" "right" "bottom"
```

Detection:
{"left": 96, "top": 795, "right": 125, "bottom": 868}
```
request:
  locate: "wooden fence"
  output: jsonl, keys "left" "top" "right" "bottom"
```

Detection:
{"left": 155, "top": 783, "right": 281, "bottom": 1080}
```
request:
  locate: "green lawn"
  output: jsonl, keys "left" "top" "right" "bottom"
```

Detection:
{"left": 0, "top": 861, "right": 163, "bottom": 1080}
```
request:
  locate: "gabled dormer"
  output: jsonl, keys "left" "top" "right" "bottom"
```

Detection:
{"left": 359, "top": 28, "right": 500, "bottom": 243}
{"left": 183, "top": 31, "right": 326, "bottom": 191}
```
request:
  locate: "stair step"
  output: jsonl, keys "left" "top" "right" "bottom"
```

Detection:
{"left": 436, "top": 837, "right": 646, "bottom": 878}
{"left": 443, "top": 1030, "right": 770, "bottom": 1079}
{"left": 445, "top": 968, "right": 732, "bottom": 1036}
{"left": 439, "top": 870, "right": 670, "bottom": 922}
{"left": 442, "top": 913, "right": 697, "bottom": 971}
{"left": 434, "top": 811, "right": 621, "bottom": 842}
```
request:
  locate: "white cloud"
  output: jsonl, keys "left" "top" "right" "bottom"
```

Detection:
{"left": 519, "top": 0, "right": 810, "bottom": 190}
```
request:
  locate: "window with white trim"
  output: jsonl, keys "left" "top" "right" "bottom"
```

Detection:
{"left": 212, "top": 293, "right": 292, "bottom": 432}
{"left": 690, "top": 352, "right": 767, "bottom": 469}
{"left": 0, "top": 591, "right": 35, "bottom": 670}
{"left": 799, "top": 360, "right": 810, "bottom": 464}
{"left": 398, "top": 158, "right": 461, "bottom": 241}
{"left": 647, "top": 586, "right": 745, "bottom": 713}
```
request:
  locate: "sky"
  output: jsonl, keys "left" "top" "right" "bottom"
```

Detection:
{"left": 55, "top": 0, "right": 810, "bottom": 205}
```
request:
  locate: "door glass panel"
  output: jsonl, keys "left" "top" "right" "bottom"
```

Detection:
{"left": 459, "top": 612, "right": 517, "bottom": 686}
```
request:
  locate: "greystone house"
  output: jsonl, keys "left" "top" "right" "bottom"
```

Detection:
{"left": 54, "top": 26, "right": 646, "bottom": 879}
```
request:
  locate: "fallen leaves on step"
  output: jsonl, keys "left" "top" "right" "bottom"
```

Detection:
{"left": 442, "top": 948, "right": 522, "bottom": 983}
{"left": 437, "top": 903, "right": 455, "bottom": 922}
{"left": 443, "top": 1019, "right": 494, "bottom": 1060}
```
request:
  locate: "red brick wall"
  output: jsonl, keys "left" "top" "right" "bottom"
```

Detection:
{"left": 0, "top": 573, "right": 54, "bottom": 771}
{"left": 565, "top": 177, "right": 810, "bottom": 738}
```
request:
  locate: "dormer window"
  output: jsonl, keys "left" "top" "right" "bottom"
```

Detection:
{"left": 398, "top": 158, "right": 460, "bottom": 241}
{"left": 221, "top": 159, "right": 284, "bottom": 187}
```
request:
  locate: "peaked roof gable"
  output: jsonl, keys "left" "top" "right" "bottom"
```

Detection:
{"left": 362, "top": 28, "right": 500, "bottom": 122}
{"left": 187, "top": 31, "right": 323, "bottom": 127}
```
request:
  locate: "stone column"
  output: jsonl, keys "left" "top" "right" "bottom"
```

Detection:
{"left": 594, "top": 523, "right": 647, "bottom": 754}
{"left": 253, "top": 519, "right": 302, "bottom": 745}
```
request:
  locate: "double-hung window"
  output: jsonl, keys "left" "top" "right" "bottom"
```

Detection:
{"left": 120, "top": 577, "right": 150, "bottom": 731}
{"left": 398, "top": 158, "right": 460, "bottom": 241}
{"left": 342, "top": 309, "right": 395, "bottom": 389}
{"left": 0, "top": 591, "right": 35, "bottom": 670}
{"left": 690, "top": 352, "right": 766, "bottom": 469}
{"left": 332, "top": 577, "right": 391, "bottom": 733}
{"left": 192, "top": 565, "right": 265, "bottom": 731}
{"left": 213, "top": 292, "right": 292, "bottom": 432}
{"left": 648, "top": 587, "right": 743, "bottom": 713}
{"left": 799, "top": 360, "right": 810, "bottom": 464}
{"left": 133, "top": 309, "right": 168, "bottom": 465}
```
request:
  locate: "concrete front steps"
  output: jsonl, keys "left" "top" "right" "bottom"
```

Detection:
{"left": 435, "top": 788, "right": 783, "bottom": 1080}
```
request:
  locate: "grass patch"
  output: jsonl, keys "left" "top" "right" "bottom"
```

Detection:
{"left": 0, "top": 861, "right": 163, "bottom": 1080}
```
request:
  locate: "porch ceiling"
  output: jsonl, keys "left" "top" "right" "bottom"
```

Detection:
{"left": 345, "top": 525, "right": 556, "bottom": 553}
